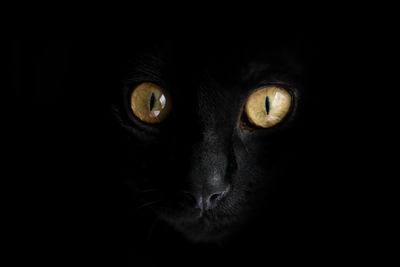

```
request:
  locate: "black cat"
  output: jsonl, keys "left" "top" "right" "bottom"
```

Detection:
{"left": 11, "top": 33, "right": 373, "bottom": 265}
{"left": 111, "top": 38, "right": 317, "bottom": 247}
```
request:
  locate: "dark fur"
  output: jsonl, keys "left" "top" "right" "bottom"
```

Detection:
{"left": 11, "top": 26, "right": 375, "bottom": 264}
{"left": 112, "top": 40, "right": 307, "bottom": 243}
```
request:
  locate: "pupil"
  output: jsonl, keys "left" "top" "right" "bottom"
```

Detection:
{"left": 149, "top": 93, "right": 155, "bottom": 110}
{"left": 265, "top": 96, "right": 270, "bottom": 114}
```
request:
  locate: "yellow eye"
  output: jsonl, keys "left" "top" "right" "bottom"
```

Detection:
{"left": 244, "top": 86, "right": 292, "bottom": 128}
{"left": 130, "top": 82, "right": 172, "bottom": 124}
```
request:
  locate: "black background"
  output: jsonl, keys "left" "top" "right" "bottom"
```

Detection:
{"left": 9, "top": 17, "right": 383, "bottom": 265}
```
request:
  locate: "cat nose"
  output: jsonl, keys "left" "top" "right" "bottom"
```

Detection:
{"left": 182, "top": 185, "right": 230, "bottom": 211}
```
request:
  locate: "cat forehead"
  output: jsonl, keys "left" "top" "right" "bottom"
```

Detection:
{"left": 131, "top": 52, "right": 292, "bottom": 87}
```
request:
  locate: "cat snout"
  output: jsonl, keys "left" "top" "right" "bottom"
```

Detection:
{"left": 181, "top": 185, "right": 230, "bottom": 212}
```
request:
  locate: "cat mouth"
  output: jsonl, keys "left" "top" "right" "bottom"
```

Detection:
{"left": 159, "top": 206, "right": 221, "bottom": 225}
{"left": 193, "top": 213, "right": 214, "bottom": 226}
{"left": 154, "top": 198, "right": 239, "bottom": 241}
{"left": 153, "top": 201, "right": 248, "bottom": 243}
{"left": 174, "top": 209, "right": 217, "bottom": 226}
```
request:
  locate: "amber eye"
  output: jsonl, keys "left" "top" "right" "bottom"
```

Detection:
{"left": 244, "top": 86, "right": 292, "bottom": 128}
{"left": 130, "top": 82, "right": 172, "bottom": 124}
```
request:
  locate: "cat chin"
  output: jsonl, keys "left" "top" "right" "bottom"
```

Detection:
{"left": 152, "top": 192, "right": 257, "bottom": 242}
{"left": 169, "top": 218, "right": 236, "bottom": 243}
{"left": 158, "top": 210, "right": 243, "bottom": 243}
{"left": 181, "top": 228, "right": 234, "bottom": 243}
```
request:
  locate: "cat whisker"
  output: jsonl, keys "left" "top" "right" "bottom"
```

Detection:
{"left": 146, "top": 216, "right": 161, "bottom": 247}
{"left": 135, "top": 200, "right": 162, "bottom": 211}
{"left": 140, "top": 188, "right": 161, "bottom": 193}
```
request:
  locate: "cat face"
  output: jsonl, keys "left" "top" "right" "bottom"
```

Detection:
{"left": 113, "top": 42, "right": 304, "bottom": 242}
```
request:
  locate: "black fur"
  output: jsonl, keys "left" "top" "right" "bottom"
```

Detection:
{"left": 112, "top": 40, "right": 308, "bottom": 244}
{"left": 12, "top": 32, "right": 368, "bottom": 265}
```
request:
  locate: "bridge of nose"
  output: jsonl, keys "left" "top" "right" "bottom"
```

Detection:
{"left": 186, "top": 130, "right": 230, "bottom": 206}
{"left": 185, "top": 82, "right": 235, "bottom": 208}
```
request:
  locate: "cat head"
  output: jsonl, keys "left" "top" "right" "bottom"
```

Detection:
{"left": 112, "top": 39, "right": 309, "bottom": 242}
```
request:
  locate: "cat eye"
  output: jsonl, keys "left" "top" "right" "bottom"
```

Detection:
{"left": 244, "top": 86, "right": 292, "bottom": 128}
{"left": 130, "top": 82, "right": 172, "bottom": 124}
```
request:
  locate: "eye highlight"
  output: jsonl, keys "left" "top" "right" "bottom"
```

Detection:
{"left": 244, "top": 86, "right": 292, "bottom": 128}
{"left": 130, "top": 82, "right": 172, "bottom": 124}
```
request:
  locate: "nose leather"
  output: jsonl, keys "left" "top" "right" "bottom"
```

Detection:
{"left": 185, "top": 130, "right": 231, "bottom": 211}
{"left": 188, "top": 184, "right": 230, "bottom": 211}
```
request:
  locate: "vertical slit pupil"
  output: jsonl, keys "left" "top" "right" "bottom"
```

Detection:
{"left": 149, "top": 93, "right": 155, "bottom": 111}
{"left": 265, "top": 96, "right": 270, "bottom": 114}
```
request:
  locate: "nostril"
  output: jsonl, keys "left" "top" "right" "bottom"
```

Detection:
{"left": 209, "top": 192, "right": 221, "bottom": 202}
{"left": 206, "top": 186, "right": 230, "bottom": 208}
{"left": 180, "top": 186, "right": 230, "bottom": 211}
